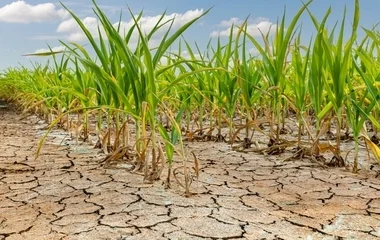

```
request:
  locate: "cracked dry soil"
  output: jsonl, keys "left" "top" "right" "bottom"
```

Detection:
{"left": 1, "top": 105, "right": 380, "bottom": 240}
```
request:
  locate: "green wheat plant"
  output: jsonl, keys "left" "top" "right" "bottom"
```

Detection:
{"left": 3, "top": 0, "right": 380, "bottom": 190}
{"left": 244, "top": 0, "right": 313, "bottom": 144}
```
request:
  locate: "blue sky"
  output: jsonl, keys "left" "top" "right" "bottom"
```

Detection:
{"left": 0, "top": 0, "right": 379, "bottom": 70}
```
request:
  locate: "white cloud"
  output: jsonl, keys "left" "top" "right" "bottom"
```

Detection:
{"left": 219, "top": 17, "right": 244, "bottom": 27}
{"left": 57, "top": 9, "right": 70, "bottom": 19}
{"left": 116, "top": 9, "right": 204, "bottom": 41}
{"left": 57, "top": 17, "right": 99, "bottom": 41}
{"left": 0, "top": 1, "right": 69, "bottom": 23}
{"left": 34, "top": 46, "right": 66, "bottom": 54}
{"left": 56, "top": 9, "right": 204, "bottom": 43}
{"left": 211, "top": 17, "right": 276, "bottom": 38}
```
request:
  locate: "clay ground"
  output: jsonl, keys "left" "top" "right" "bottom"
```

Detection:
{"left": 1, "top": 104, "right": 380, "bottom": 240}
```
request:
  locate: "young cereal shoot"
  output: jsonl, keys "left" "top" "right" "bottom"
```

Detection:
{"left": 244, "top": 0, "right": 313, "bottom": 149}
{"left": 233, "top": 21, "right": 264, "bottom": 148}
{"left": 349, "top": 49, "right": 380, "bottom": 172}
{"left": 289, "top": 33, "right": 311, "bottom": 149}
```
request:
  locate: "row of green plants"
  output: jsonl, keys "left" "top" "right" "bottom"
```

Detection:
{"left": 1, "top": 0, "right": 380, "bottom": 193}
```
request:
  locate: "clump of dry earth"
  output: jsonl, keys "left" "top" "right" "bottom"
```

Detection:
{"left": 1, "top": 104, "right": 380, "bottom": 240}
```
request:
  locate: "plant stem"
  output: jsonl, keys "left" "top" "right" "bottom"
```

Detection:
{"left": 353, "top": 137, "right": 359, "bottom": 173}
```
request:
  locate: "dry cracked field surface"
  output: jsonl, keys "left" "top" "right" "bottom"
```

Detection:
{"left": 1, "top": 104, "right": 380, "bottom": 240}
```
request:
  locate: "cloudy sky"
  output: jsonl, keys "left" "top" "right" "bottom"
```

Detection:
{"left": 0, "top": 0, "right": 379, "bottom": 70}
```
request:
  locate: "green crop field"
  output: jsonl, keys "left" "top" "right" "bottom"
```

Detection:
{"left": 1, "top": 0, "right": 380, "bottom": 193}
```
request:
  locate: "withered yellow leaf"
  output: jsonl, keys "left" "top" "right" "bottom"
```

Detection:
{"left": 360, "top": 127, "right": 380, "bottom": 164}
{"left": 363, "top": 137, "right": 380, "bottom": 164}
